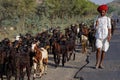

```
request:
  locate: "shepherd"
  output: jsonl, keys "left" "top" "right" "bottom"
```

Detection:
{"left": 94, "top": 4, "right": 112, "bottom": 69}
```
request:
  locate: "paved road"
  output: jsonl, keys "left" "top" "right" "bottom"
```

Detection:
{"left": 75, "top": 28, "right": 120, "bottom": 80}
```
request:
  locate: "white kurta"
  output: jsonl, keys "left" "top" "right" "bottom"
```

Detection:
{"left": 95, "top": 16, "right": 111, "bottom": 52}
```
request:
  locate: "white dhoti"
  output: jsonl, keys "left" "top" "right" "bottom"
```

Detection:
{"left": 96, "top": 38, "right": 109, "bottom": 52}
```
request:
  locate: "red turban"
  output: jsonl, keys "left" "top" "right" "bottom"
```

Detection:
{"left": 97, "top": 4, "right": 108, "bottom": 12}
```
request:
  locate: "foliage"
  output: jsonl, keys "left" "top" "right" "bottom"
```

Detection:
{"left": 0, "top": 0, "right": 98, "bottom": 40}
{"left": 108, "top": 5, "right": 116, "bottom": 14}
{"left": 0, "top": 0, "right": 37, "bottom": 26}
{"left": 45, "top": 0, "right": 97, "bottom": 18}
{"left": 118, "top": 10, "right": 120, "bottom": 16}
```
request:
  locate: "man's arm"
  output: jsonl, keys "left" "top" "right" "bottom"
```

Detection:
{"left": 107, "top": 28, "right": 111, "bottom": 42}
{"left": 108, "top": 29, "right": 111, "bottom": 37}
{"left": 107, "top": 17, "right": 112, "bottom": 42}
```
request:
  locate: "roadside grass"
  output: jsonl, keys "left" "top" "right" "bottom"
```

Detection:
{"left": 0, "top": 15, "right": 95, "bottom": 41}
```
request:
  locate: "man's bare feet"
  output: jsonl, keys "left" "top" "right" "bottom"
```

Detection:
{"left": 99, "top": 65, "right": 104, "bottom": 69}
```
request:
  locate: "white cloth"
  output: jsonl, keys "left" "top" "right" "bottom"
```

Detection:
{"left": 94, "top": 16, "right": 111, "bottom": 52}
{"left": 96, "top": 39, "right": 109, "bottom": 52}
{"left": 95, "top": 16, "right": 111, "bottom": 40}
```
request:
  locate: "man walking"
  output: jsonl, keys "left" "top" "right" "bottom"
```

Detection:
{"left": 94, "top": 4, "right": 112, "bottom": 69}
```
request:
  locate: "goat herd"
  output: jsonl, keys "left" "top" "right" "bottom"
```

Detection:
{"left": 0, "top": 22, "right": 115, "bottom": 80}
